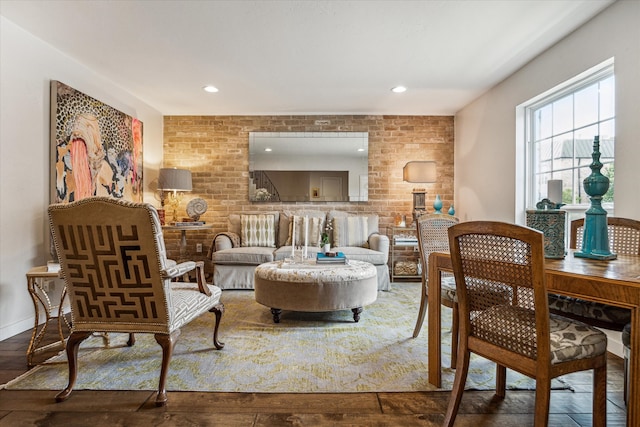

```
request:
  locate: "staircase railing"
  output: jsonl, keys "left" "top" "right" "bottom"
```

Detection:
{"left": 250, "top": 171, "right": 280, "bottom": 201}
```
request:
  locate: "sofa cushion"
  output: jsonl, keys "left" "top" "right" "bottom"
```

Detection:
{"left": 332, "top": 216, "right": 369, "bottom": 247}
{"left": 229, "top": 211, "right": 280, "bottom": 239}
{"left": 273, "top": 245, "right": 321, "bottom": 261}
{"left": 278, "top": 210, "right": 326, "bottom": 247}
{"left": 286, "top": 215, "right": 324, "bottom": 247}
{"left": 327, "top": 210, "right": 379, "bottom": 243}
{"left": 333, "top": 246, "right": 386, "bottom": 265}
{"left": 240, "top": 214, "right": 276, "bottom": 247}
{"left": 210, "top": 246, "right": 275, "bottom": 265}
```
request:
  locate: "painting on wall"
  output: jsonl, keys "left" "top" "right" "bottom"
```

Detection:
{"left": 50, "top": 81, "right": 143, "bottom": 203}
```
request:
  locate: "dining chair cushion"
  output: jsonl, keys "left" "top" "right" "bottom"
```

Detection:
{"left": 472, "top": 305, "right": 607, "bottom": 364}
{"left": 548, "top": 294, "right": 630, "bottom": 330}
{"left": 441, "top": 275, "right": 457, "bottom": 302}
{"left": 623, "top": 323, "right": 631, "bottom": 349}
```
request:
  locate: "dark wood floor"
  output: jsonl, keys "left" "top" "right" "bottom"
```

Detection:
{"left": 0, "top": 324, "right": 628, "bottom": 427}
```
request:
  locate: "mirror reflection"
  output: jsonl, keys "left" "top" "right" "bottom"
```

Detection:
{"left": 249, "top": 132, "right": 369, "bottom": 202}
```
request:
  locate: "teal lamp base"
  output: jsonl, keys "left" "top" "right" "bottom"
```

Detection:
{"left": 574, "top": 251, "right": 617, "bottom": 260}
{"left": 574, "top": 136, "right": 616, "bottom": 260}
{"left": 574, "top": 210, "right": 617, "bottom": 260}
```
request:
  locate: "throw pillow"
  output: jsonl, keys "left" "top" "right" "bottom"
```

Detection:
{"left": 332, "top": 216, "right": 369, "bottom": 247}
{"left": 240, "top": 214, "right": 276, "bottom": 247}
{"left": 286, "top": 215, "right": 324, "bottom": 247}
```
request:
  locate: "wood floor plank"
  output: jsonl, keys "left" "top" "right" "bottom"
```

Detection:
{"left": 0, "top": 411, "right": 257, "bottom": 427}
{"left": 0, "top": 390, "right": 153, "bottom": 412}
{"left": 254, "top": 413, "right": 442, "bottom": 426}
{"left": 143, "top": 391, "right": 381, "bottom": 413}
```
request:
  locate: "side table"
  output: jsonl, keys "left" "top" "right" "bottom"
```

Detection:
{"left": 26, "top": 266, "right": 69, "bottom": 367}
{"left": 162, "top": 224, "right": 214, "bottom": 258}
{"left": 389, "top": 226, "right": 421, "bottom": 281}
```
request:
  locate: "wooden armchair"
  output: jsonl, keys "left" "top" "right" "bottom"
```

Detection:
{"left": 48, "top": 197, "right": 224, "bottom": 406}
{"left": 444, "top": 221, "right": 607, "bottom": 427}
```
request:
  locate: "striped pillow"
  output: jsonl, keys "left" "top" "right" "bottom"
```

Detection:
{"left": 333, "top": 216, "right": 369, "bottom": 247}
{"left": 286, "top": 215, "right": 324, "bottom": 247}
{"left": 240, "top": 214, "right": 276, "bottom": 247}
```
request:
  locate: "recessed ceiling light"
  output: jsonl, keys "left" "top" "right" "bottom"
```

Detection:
{"left": 264, "top": 148, "right": 272, "bottom": 152}
{"left": 203, "top": 85, "right": 219, "bottom": 93}
{"left": 391, "top": 86, "right": 407, "bottom": 93}
{"left": 357, "top": 148, "right": 365, "bottom": 152}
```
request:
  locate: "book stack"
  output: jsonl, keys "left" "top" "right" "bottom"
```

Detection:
{"left": 174, "top": 221, "right": 205, "bottom": 226}
{"left": 316, "top": 252, "right": 347, "bottom": 264}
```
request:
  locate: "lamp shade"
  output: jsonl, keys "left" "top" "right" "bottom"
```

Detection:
{"left": 158, "top": 168, "right": 192, "bottom": 191}
{"left": 403, "top": 161, "right": 436, "bottom": 183}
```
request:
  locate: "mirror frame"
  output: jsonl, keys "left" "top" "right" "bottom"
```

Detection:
{"left": 249, "top": 132, "right": 369, "bottom": 202}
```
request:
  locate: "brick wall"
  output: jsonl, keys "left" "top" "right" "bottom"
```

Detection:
{"left": 162, "top": 115, "right": 454, "bottom": 271}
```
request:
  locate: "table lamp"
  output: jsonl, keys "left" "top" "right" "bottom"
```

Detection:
{"left": 158, "top": 168, "right": 192, "bottom": 223}
{"left": 403, "top": 161, "right": 436, "bottom": 220}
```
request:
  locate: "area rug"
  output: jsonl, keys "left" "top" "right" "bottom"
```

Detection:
{"left": 2, "top": 283, "right": 569, "bottom": 393}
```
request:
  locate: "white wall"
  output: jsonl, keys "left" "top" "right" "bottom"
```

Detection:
{"left": 0, "top": 16, "right": 164, "bottom": 340}
{"left": 454, "top": 0, "right": 640, "bottom": 223}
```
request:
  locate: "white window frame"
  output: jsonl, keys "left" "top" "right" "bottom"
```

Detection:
{"left": 516, "top": 58, "right": 615, "bottom": 226}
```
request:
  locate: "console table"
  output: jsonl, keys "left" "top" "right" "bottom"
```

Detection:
{"left": 26, "top": 266, "right": 69, "bottom": 367}
{"left": 162, "top": 224, "right": 214, "bottom": 257}
{"left": 427, "top": 250, "right": 640, "bottom": 427}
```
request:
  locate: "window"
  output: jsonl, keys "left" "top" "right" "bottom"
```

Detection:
{"left": 525, "top": 62, "right": 615, "bottom": 215}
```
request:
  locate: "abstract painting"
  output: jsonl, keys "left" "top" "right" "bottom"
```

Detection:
{"left": 50, "top": 81, "right": 143, "bottom": 203}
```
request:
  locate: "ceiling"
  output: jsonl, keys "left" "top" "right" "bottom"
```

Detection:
{"left": 0, "top": 0, "right": 614, "bottom": 116}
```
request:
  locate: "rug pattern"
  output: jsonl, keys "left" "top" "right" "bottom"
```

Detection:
{"left": 3, "top": 283, "right": 567, "bottom": 393}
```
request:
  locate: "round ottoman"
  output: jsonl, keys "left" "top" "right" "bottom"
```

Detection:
{"left": 254, "top": 260, "right": 378, "bottom": 323}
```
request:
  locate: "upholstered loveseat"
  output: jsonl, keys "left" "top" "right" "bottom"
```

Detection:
{"left": 209, "top": 210, "right": 390, "bottom": 291}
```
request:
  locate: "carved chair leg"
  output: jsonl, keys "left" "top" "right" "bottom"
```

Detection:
{"left": 55, "top": 331, "right": 92, "bottom": 403}
{"left": 127, "top": 333, "right": 136, "bottom": 346}
{"left": 209, "top": 302, "right": 225, "bottom": 350}
{"left": 154, "top": 329, "right": 180, "bottom": 406}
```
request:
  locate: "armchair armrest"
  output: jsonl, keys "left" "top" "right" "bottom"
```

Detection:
{"left": 369, "top": 233, "right": 390, "bottom": 263}
{"left": 207, "top": 232, "right": 240, "bottom": 258}
{"left": 162, "top": 261, "right": 211, "bottom": 296}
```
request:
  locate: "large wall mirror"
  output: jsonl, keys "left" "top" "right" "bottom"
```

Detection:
{"left": 249, "top": 132, "right": 368, "bottom": 202}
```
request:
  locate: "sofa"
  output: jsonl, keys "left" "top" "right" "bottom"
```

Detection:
{"left": 209, "top": 210, "right": 390, "bottom": 291}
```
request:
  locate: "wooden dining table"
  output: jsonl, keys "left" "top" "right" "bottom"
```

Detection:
{"left": 427, "top": 249, "right": 640, "bottom": 426}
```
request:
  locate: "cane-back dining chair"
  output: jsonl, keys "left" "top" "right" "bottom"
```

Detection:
{"left": 413, "top": 215, "right": 459, "bottom": 366}
{"left": 549, "top": 216, "right": 640, "bottom": 406}
{"left": 548, "top": 217, "right": 640, "bottom": 330}
{"left": 48, "top": 197, "right": 225, "bottom": 406}
{"left": 444, "top": 221, "right": 607, "bottom": 427}
{"left": 413, "top": 215, "right": 513, "bottom": 369}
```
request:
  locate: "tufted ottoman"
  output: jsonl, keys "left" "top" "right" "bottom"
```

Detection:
{"left": 254, "top": 260, "right": 378, "bottom": 323}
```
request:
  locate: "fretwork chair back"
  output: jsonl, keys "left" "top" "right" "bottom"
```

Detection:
{"left": 48, "top": 197, "right": 225, "bottom": 406}
{"left": 444, "top": 221, "right": 607, "bottom": 427}
{"left": 413, "top": 214, "right": 459, "bottom": 366}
